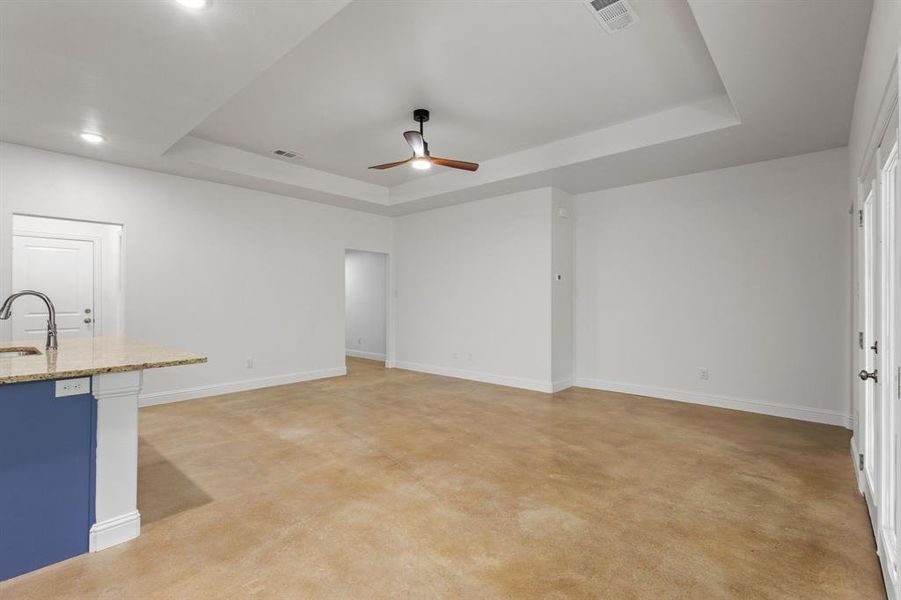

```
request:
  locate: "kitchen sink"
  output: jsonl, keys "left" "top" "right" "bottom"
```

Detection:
{"left": 0, "top": 347, "right": 40, "bottom": 358}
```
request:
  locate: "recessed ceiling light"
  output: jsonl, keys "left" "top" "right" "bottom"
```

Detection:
{"left": 80, "top": 132, "right": 105, "bottom": 144}
{"left": 411, "top": 158, "right": 431, "bottom": 170}
{"left": 176, "top": 0, "right": 209, "bottom": 9}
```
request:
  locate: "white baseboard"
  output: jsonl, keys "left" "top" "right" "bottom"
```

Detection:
{"left": 850, "top": 435, "right": 864, "bottom": 493}
{"left": 552, "top": 379, "right": 573, "bottom": 392}
{"left": 138, "top": 367, "right": 347, "bottom": 407}
{"left": 345, "top": 349, "right": 387, "bottom": 361}
{"left": 393, "top": 360, "right": 555, "bottom": 393}
{"left": 89, "top": 510, "right": 140, "bottom": 552}
{"left": 573, "top": 377, "right": 852, "bottom": 427}
{"left": 881, "top": 557, "right": 899, "bottom": 600}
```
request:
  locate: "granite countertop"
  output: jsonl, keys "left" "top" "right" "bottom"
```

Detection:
{"left": 0, "top": 337, "right": 207, "bottom": 384}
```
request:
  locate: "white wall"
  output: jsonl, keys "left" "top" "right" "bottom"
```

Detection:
{"left": 551, "top": 188, "right": 574, "bottom": 389}
{"left": 394, "top": 188, "right": 554, "bottom": 391}
{"left": 574, "top": 147, "right": 851, "bottom": 426}
{"left": 0, "top": 141, "right": 857, "bottom": 424}
{"left": 0, "top": 142, "right": 393, "bottom": 405}
{"left": 344, "top": 249, "right": 387, "bottom": 361}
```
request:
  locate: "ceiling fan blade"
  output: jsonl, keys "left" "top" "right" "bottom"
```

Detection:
{"left": 403, "top": 131, "right": 426, "bottom": 157}
{"left": 430, "top": 157, "right": 479, "bottom": 172}
{"left": 368, "top": 158, "right": 411, "bottom": 170}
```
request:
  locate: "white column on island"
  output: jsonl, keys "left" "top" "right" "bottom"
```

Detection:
{"left": 89, "top": 370, "right": 143, "bottom": 552}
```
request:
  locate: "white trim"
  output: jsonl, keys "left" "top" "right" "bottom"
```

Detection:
{"left": 881, "top": 528, "right": 900, "bottom": 600}
{"left": 573, "top": 377, "right": 851, "bottom": 427}
{"left": 393, "top": 361, "right": 555, "bottom": 393}
{"left": 92, "top": 370, "right": 142, "bottom": 554}
{"left": 552, "top": 379, "right": 573, "bottom": 393}
{"left": 345, "top": 349, "right": 387, "bottom": 361}
{"left": 851, "top": 435, "right": 865, "bottom": 494}
{"left": 89, "top": 510, "right": 140, "bottom": 552}
{"left": 859, "top": 55, "right": 900, "bottom": 179}
{"left": 138, "top": 367, "right": 347, "bottom": 407}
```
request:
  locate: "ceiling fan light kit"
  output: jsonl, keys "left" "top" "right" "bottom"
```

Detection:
{"left": 369, "top": 109, "right": 479, "bottom": 173}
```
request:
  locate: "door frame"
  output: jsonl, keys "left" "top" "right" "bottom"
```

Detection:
{"left": 882, "top": 132, "right": 900, "bottom": 589}
{"left": 860, "top": 181, "right": 880, "bottom": 508}
{"left": 10, "top": 215, "right": 125, "bottom": 339}
{"left": 343, "top": 247, "right": 394, "bottom": 367}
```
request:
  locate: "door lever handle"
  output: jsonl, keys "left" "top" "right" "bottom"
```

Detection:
{"left": 859, "top": 369, "right": 878, "bottom": 383}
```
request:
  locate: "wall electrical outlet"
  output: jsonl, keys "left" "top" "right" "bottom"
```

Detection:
{"left": 246, "top": 357, "right": 254, "bottom": 369}
{"left": 55, "top": 377, "right": 90, "bottom": 397}
{"left": 699, "top": 368, "right": 709, "bottom": 381}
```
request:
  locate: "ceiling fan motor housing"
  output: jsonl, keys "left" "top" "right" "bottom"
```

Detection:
{"left": 369, "top": 108, "right": 478, "bottom": 171}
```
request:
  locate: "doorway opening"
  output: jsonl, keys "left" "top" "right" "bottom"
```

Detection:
{"left": 344, "top": 249, "right": 387, "bottom": 367}
{"left": 10, "top": 215, "right": 124, "bottom": 342}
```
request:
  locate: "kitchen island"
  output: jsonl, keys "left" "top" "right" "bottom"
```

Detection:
{"left": 0, "top": 337, "right": 206, "bottom": 580}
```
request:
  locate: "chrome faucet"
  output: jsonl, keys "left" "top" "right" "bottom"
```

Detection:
{"left": 0, "top": 290, "right": 58, "bottom": 350}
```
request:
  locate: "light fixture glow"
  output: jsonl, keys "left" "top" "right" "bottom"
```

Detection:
{"left": 411, "top": 158, "right": 431, "bottom": 170}
{"left": 176, "top": 0, "right": 209, "bottom": 9}
{"left": 80, "top": 132, "right": 105, "bottom": 144}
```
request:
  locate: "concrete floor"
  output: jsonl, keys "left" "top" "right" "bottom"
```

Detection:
{"left": 1, "top": 358, "right": 885, "bottom": 599}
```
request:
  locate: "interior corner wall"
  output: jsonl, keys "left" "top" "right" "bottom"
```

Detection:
{"left": 573, "top": 147, "right": 851, "bottom": 426}
{"left": 551, "top": 188, "right": 574, "bottom": 389}
{"left": 344, "top": 249, "right": 387, "bottom": 361}
{"left": 0, "top": 142, "right": 394, "bottom": 406}
{"left": 394, "top": 188, "right": 555, "bottom": 391}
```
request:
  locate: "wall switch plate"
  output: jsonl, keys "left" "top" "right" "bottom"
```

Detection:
{"left": 55, "top": 377, "right": 90, "bottom": 397}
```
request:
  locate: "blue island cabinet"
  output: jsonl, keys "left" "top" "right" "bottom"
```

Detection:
{"left": 0, "top": 379, "right": 96, "bottom": 580}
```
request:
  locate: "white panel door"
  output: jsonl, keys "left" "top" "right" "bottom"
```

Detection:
{"left": 861, "top": 104, "right": 900, "bottom": 597}
{"left": 11, "top": 235, "right": 95, "bottom": 341}
{"left": 862, "top": 184, "right": 881, "bottom": 506}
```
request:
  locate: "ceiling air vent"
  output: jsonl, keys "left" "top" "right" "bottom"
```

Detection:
{"left": 272, "top": 149, "right": 301, "bottom": 160}
{"left": 585, "top": 0, "right": 639, "bottom": 33}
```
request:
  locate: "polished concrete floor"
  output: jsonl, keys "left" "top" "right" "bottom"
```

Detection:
{"left": 2, "top": 358, "right": 885, "bottom": 599}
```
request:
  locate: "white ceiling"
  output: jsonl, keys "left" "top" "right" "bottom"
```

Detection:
{"left": 0, "top": 0, "right": 348, "bottom": 167}
{"left": 0, "top": 0, "right": 873, "bottom": 215}
{"left": 192, "top": 0, "right": 725, "bottom": 186}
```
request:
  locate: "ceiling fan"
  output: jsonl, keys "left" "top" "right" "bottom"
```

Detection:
{"left": 369, "top": 109, "right": 479, "bottom": 172}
